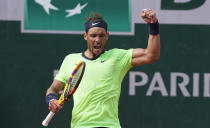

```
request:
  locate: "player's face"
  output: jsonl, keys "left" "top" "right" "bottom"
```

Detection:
{"left": 84, "top": 27, "right": 109, "bottom": 57}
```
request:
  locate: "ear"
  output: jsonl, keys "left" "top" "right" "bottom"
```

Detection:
{"left": 106, "top": 32, "right": 109, "bottom": 40}
{"left": 84, "top": 32, "right": 87, "bottom": 40}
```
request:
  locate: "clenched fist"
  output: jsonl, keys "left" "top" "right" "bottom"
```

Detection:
{"left": 141, "top": 9, "right": 158, "bottom": 23}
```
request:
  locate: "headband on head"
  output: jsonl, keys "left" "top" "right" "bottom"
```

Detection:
{"left": 85, "top": 20, "right": 108, "bottom": 33}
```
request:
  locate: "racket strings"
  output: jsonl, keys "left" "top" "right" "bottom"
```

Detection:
{"left": 64, "top": 64, "right": 84, "bottom": 98}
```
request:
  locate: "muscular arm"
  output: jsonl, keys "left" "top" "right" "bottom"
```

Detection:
{"left": 46, "top": 80, "right": 65, "bottom": 113}
{"left": 132, "top": 34, "right": 160, "bottom": 66}
{"left": 132, "top": 9, "right": 160, "bottom": 66}
{"left": 46, "top": 80, "right": 65, "bottom": 96}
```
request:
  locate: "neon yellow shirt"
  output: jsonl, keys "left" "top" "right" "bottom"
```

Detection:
{"left": 55, "top": 48, "right": 133, "bottom": 128}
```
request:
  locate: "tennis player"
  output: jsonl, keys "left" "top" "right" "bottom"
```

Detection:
{"left": 45, "top": 9, "right": 160, "bottom": 128}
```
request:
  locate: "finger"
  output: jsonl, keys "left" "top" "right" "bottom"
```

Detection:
{"left": 60, "top": 102, "right": 64, "bottom": 106}
{"left": 54, "top": 100, "right": 63, "bottom": 110}
{"left": 141, "top": 10, "right": 146, "bottom": 17}
{"left": 57, "top": 104, "right": 63, "bottom": 110}
{"left": 150, "top": 13, "right": 157, "bottom": 23}
{"left": 49, "top": 101, "right": 59, "bottom": 112}
{"left": 142, "top": 8, "right": 147, "bottom": 12}
{"left": 149, "top": 11, "right": 155, "bottom": 17}
{"left": 145, "top": 10, "right": 153, "bottom": 19}
{"left": 142, "top": 17, "right": 151, "bottom": 23}
{"left": 49, "top": 101, "right": 56, "bottom": 112}
{"left": 49, "top": 105, "right": 57, "bottom": 113}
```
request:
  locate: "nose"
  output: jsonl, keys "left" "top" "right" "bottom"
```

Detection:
{"left": 95, "top": 36, "right": 101, "bottom": 43}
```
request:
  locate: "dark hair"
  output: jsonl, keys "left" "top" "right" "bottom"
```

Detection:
{"left": 85, "top": 12, "right": 105, "bottom": 22}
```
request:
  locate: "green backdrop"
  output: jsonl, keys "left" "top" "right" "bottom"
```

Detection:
{"left": 1, "top": 21, "right": 210, "bottom": 128}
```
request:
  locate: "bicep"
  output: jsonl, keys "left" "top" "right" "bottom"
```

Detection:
{"left": 46, "top": 80, "right": 65, "bottom": 95}
{"left": 132, "top": 34, "right": 160, "bottom": 67}
{"left": 132, "top": 48, "right": 157, "bottom": 66}
{"left": 132, "top": 48, "right": 149, "bottom": 66}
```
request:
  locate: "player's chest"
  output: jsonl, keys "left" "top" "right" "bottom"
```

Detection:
{"left": 84, "top": 59, "right": 116, "bottom": 79}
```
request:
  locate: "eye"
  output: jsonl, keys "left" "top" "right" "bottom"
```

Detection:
{"left": 99, "top": 34, "right": 105, "bottom": 38}
{"left": 90, "top": 34, "right": 97, "bottom": 38}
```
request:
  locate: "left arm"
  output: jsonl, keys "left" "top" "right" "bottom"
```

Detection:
{"left": 132, "top": 9, "right": 160, "bottom": 66}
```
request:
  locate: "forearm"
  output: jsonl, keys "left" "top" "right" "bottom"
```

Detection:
{"left": 131, "top": 27, "right": 160, "bottom": 66}
{"left": 146, "top": 19, "right": 160, "bottom": 60}
{"left": 46, "top": 80, "right": 65, "bottom": 96}
{"left": 45, "top": 80, "right": 65, "bottom": 106}
{"left": 45, "top": 80, "right": 64, "bottom": 113}
{"left": 147, "top": 34, "right": 160, "bottom": 61}
{"left": 46, "top": 88, "right": 59, "bottom": 96}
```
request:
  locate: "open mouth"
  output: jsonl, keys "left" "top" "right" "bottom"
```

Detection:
{"left": 94, "top": 46, "right": 101, "bottom": 50}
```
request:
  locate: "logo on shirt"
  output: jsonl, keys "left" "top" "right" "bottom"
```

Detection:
{"left": 101, "top": 60, "right": 105, "bottom": 63}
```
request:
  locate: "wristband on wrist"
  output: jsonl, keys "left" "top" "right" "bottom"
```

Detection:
{"left": 45, "top": 93, "right": 58, "bottom": 106}
{"left": 148, "top": 20, "right": 159, "bottom": 35}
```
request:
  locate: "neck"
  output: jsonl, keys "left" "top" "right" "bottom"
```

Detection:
{"left": 83, "top": 49, "right": 104, "bottom": 60}
{"left": 84, "top": 50, "right": 98, "bottom": 59}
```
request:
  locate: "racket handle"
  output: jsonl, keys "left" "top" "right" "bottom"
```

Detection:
{"left": 42, "top": 111, "right": 55, "bottom": 127}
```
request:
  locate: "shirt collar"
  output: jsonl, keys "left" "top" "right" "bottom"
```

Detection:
{"left": 82, "top": 51, "right": 105, "bottom": 60}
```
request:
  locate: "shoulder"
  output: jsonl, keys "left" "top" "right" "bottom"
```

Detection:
{"left": 64, "top": 53, "right": 82, "bottom": 59}
{"left": 62, "top": 53, "right": 82, "bottom": 63}
{"left": 105, "top": 48, "right": 133, "bottom": 56}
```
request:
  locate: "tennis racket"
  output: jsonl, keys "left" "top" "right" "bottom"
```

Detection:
{"left": 42, "top": 61, "right": 86, "bottom": 127}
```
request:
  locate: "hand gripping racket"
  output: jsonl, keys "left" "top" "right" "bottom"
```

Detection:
{"left": 42, "top": 61, "right": 86, "bottom": 127}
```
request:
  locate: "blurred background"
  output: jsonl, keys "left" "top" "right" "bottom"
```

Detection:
{"left": 1, "top": 0, "right": 210, "bottom": 128}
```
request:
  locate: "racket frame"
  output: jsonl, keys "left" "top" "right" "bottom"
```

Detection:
{"left": 42, "top": 61, "right": 85, "bottom": 127}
